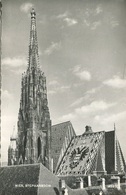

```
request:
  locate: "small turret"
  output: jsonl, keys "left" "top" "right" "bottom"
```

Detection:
{"left": 84, "top": 126, "right": 93, "bottom": 134}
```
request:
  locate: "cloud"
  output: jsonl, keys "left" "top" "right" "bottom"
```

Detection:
{"left": 73, "top": 65, "right": 91, "bottom": 81}
{"left": 60, "top": 85, "right": 71, "bottom": 92}
{"left": 48, "top": 85, "right": 70, "bottom": 95}
{"left": 10, "top": 68, "right": 26, "bottom": 75}
{"left": 75, "top": 100, "right": 116, "bottom": 115}
{"left": 44, "top": 42, "right": 61, "bottom": 55}
{"left": 84, "top": 20, "right": 101, "bottom": 30}
{"left": 84, "top": 19, "right": 90, "bottom": 27}
{"left": 58, "top": 100, "right": 115, "bottom": 123}
{"left": 57, "top": 11, "right": 69, "bottom": 19}
{"left": 48, "top": 80, "right": 59, "bottom": 86}
{"left": 73, "top": 65, "right": 81, "bottom": 73}
{"left": 48, "top": 80, "right": 70, "bottom": 94}
{"left": 63, "top": 17, "right": 78, "bottom": 26}
{"left": 86, "top": 88, "right": 97, "bottom": 95}
{"left": 70, "top": 86, "right": 102, "bottom": 107}
{"left": 94, "top": 111, "right": 126, "bottom": 126}
{"left": 107, "top": 14, "right": 119, "bottom": 28}
{"left": 110, "top": 15, "right": 119, "bottom": 28}
{"left": 85, "top": 86, "right": 102, "bottom": 95}
{"left": 20, "top": 2, "right": 34, "bottom": 13}
{"left": 1, "top": 89, "right": 13, "bottom": 100}
{"left": 111, "top": 20, "right": 119, "bottom": 28}
{"left": 85, "top": 5, "right": 103, "bottom": 18}
{"left": 76, "top": 70, "right": 91, "bottom": 81}
{"left": 95, "top": 5, "right": 103, "bottom": 15}
{"left": 83, "top": 6, "right": 102, "bottom": 30}
{"left": 85, "top": 8, "right": 90, "bottom": 17}
{"left": 103, "top": 76, "right": 126, "bottom": 89}
{"left": 48, "top": 90, "right": 57, "bottom": 95}
{"left": 71, "top": 86, "right": 103, "bottom": 108}
{"left": 56, "top": 12, "right": 78, "bottom": 27}
{"left": 91, "top": 21, "right": 101, "bottom": 30}
{"left": 70, "top": 97, "right": 84, "bottom": 107}
{"left": 103, "top": 111, "right": 126, "bottom": 124}
{"left": 58, "top": 113, "right": 76, "bottom": 122}
{"left": 2, "top": 57, "right": 27, "bottom": 68}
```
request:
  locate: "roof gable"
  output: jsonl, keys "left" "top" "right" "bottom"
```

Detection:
{"left": 56, "top": 131, "right": 105, "bottom": 176}
{"left": 51, "top": 121, "right": 76, "bottom": 172}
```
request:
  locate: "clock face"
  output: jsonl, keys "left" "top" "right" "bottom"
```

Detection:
{"left": 69, "top": 145, "right": 89, "bottom": 169}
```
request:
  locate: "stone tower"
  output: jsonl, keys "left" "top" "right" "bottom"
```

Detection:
{"left": 12, "top": 9, "right": 51, "bottom": 170}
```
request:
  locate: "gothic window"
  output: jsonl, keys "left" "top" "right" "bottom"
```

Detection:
{"left": 37, "top": 137, "right": 41, "bottom": 158}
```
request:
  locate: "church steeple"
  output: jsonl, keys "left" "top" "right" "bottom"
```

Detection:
{"left": 28, "top": 8, "right": 39, "bottom": 69}
{"left": 8, "top": 9, "right": 52, "bottom": 170}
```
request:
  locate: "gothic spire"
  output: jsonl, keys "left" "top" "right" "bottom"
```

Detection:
{"left": 28, "top": 8, "right": 39, "bottom": 69}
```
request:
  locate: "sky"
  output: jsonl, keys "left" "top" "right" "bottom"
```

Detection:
{"left": 1, "top": 0, "right": 126, "bottom": 163}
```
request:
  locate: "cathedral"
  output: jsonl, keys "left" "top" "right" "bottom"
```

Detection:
{"left": 8, "top": 8, "right": 125, "bottom": 181}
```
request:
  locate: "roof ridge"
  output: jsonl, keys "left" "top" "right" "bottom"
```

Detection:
{"left": 52, "top": 121, "right": 71, "bottom": 127}
{"left": 1, "top": 163, "right": 41, "bottom": 168}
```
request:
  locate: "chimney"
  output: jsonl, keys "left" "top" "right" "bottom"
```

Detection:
{"left": 85, "top": 126, "right": 93, "bottom": 134}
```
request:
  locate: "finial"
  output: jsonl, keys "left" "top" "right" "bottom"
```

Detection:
{"left": 114, "top": 123, "right": 116, "bottom": 131}
{"left": 31, "top": 8, "right": 36, "bottom": 19}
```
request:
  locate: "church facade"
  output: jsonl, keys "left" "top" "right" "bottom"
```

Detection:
{"left": 8, "top": 9, "right": 125, "bottom": 178}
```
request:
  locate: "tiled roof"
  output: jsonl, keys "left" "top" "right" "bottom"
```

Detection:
{"left": 105, "top": 131, "right": 115, "bottom": 174}
{"left": 1, "top": 163, "right": 90, "bottom": 195}
{"left": 56, "top": 131, "right": 105, "bottom": 175}
{"left": 0, "top": 163, "right": 60, "bottom": 195}
{"left": 0, "top": 164, "right": 40, "bottom": 195}
{"left": 104, "top": 130, "right": 126, "bottom": 174}
{"left": 0, "top": 162, "right": 90, "bottom": 195}
{"left": 51, "top": 121, "right": 76, "bottom": 172}
{"left": 38, "top": 163, "right": 60, "bottom": 195}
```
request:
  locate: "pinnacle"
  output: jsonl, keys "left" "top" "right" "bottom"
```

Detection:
{"left": 31, "top": 8, "right": 36, "bottom": 19}
{"left": 28, "top": 8, "right": 39, "bottom": 70}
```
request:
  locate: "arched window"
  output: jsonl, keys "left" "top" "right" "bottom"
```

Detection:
{"left": 37, "top": 137, "right": 41, "bottom": 158}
